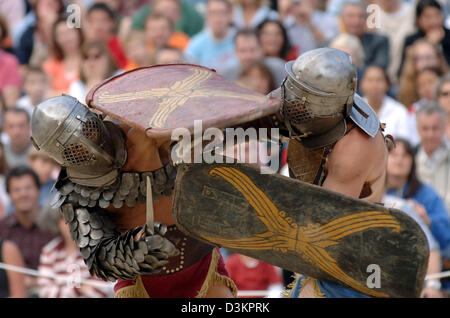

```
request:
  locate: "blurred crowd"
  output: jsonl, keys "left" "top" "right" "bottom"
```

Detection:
{"left": 0, "top": 0, "right": 450, "bottom": 298}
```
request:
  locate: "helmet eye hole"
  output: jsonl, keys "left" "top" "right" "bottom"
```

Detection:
{"left": 82, "top": 118, "right": 101, "bottom": 143}
{"left": 63, "top": 144, "right": 94, "bottom": 166}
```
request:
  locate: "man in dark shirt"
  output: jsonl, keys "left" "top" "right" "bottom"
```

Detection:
{"left": 0, "top": 166, "right": 54, "bottom": 292}
{"left": 339, "top": 1, "right": 390, "bottom": 71}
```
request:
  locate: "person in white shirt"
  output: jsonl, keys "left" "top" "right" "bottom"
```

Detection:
{"left": 375, "top": 0, "right": 415, "bottom": 86}
{"left": 360, "top": 65, "right": 411, "bottom": 141}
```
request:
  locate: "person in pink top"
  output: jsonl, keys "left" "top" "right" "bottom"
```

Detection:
{"left": 0, "top": 18, "right": 22, "bottom": 108}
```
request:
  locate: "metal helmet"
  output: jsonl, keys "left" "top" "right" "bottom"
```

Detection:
{"left": 281, "top": 48, "right": 358, "bottom": 148}
{"left": 31, "top": 95, "right": 127, "bottom": 187}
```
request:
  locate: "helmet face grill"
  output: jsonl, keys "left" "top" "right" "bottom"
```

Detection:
{"left": 62, "top": 144, "right": 94, "bottom": 166}
{"left": 283, "top": 99, "right": 313, "bottom": 125}
{"left": 82, "top": 118, "right": 101, "bottom": 143}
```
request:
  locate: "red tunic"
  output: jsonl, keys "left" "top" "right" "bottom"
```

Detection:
{"left": 114, "top": 248, "right": 234, "bottom": 298}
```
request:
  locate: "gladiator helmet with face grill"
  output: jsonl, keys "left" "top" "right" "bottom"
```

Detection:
{"left": 281, "top": 48, "right": 359, "bottom": 148}
{"left": 31, "top": 95, "right": 127, "bottom": 187}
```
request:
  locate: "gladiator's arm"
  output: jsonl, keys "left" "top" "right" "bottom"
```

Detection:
{"left": 53, "top": 167, "right": 179, "bottom": 282}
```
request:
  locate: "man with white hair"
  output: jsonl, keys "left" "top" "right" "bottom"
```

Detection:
{"left": 284, "top": 0, "right": 339, "bottom": 55}
{"left": 415, "top": 102, "right": 450, "bottom": 216}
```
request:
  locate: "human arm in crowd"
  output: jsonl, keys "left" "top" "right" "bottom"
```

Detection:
{"left": 2, "top": 241, "right": 27, "bottom": 298}
{"left": 421, "top": 249, "right": 443, "bottom": 298}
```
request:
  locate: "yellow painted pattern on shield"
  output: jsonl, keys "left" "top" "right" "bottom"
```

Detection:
{"left": 97, "top": 68, "right": 267, "bottom": 128}
{"left": 201, "top": 167, "right": 402, "bottom": 298}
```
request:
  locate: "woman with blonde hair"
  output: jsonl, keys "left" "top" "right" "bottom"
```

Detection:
{"left": 398, "top": 39, "right": 447, "bottom": 108}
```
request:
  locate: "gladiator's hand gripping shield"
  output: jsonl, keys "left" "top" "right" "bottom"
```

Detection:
{"left": 173, "top": 163, "right": 429, "bottom": 298}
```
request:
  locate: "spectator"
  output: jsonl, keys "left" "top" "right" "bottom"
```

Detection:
{"left": 225, "top": 253, "right": 283, "bottom": 298}
{"left": 16, "top": 67, "right": 49, "bottom": 117}
{"left": 360, "top": 65, "right": 411, "bottom": 141}
{"left": 123, "top": 31, "right": 152, "bottom": 71}
{"left": 398, "top": 39, "right": 448, "bottom": 109}
{"left": 42, "top": 17, "right": 83, "bottom": 95}
{"left": 383, "top": 194, "right": 443, "bottom": 298}
{"left": 284, "top": 0, "right": 338, "bottom": 55}
{"left": 416, "top": 67, "right": 442, "bottom": 103}
{"left": 402, "top": 0, "right": 450, "bottom": 69}
{"left": 436, "top": 74, "right": 450, "bottom": 140}
{"left": 37, "top": 207, "right": 113, "bottom": 298}
{"left": 0, "top": 18, "right": 22, "bottom": 109}
{"left": 328, "top": 33, "right": 364, "bottom": 93}
{"left": 329, "top": 33, "right": 364, "bottom": 69}
{"left": 0, "top": 239, "right": 27, "bottom": 298}
{"left": 232, "top": 0, "right": 278, "bottom": 29}
{"left": 257, "top": 19, "right": 298, "bottom": 61}
{"left": 339, "top": 0, "right": 390, "bottom": 71}
{"left": 0, "top": 0, "right": 25, "bottom": 39}
{"left": 415, "top": 102, "right": 450, "bottom": 216}
{"left": 2, "top": 108, "right": 32, "bottom": 169}
{"left": 0, "top": 166, "right": 55, "bottom": 295}
{"left": 375, "top": 0, "right": 415, "bottom": 86}
{"left": 144, "top": 14, "right": 189, "bottom": 56}
{"left": 326, "top": 0, "right": 348, "bottom": 16}
{"left": 0, "top": 142, "right": 10, "bottom": 220}
{"left": 386, "top": 138, "right": 450, "bottom": 260}
{"left": 0, "top": 14, "right": 13, "bottom": 55}
{"left": 154, "top": 46, "right": 184, "bottom": 64}
{"left": 131, "top": 0, "right": 204, "bottom": 38}
{"left": 13, "top": 0, "right": 65, "bottom": 67}
{"left": 184, "top": 0, "right": 236, "bottom": 73}
{"left": 221, "top": 28, "right": 286, "bottom": 86}
{"left": 69, "top": 41, "right": 120, "bottom": 103}
{"left": 237, "top": 61, "right": 276, "bottom": 95}
{"left": 28, "top": 148, "right": 58, "bottom": 209}
{"left": 406, "top": 67, "right": 444, "bottom": 146}
{"left": 85, "top": 3, "right": 128, "bottom": 69}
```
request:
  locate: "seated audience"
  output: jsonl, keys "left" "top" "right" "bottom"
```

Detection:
{"left": 415, "top": 102, "right": 450, "bottom": 216}
{"left": 232, "top": 0, "right": 279, "bottom": 29}
{"left": 42, "top": 16, "right": 83, "bottom": 94}
{"left": 69, "top": 41, "right": 120, "bottom": 103}
{"left": 184, "top": 0, "right": 236, "bottom": 73}
{"left": 16, "top": 67, "right": 49, "bottom": 117}
{"left": 85, "top": 3, "right": 128, "bottom": 69}
{"left": 0, "top": 167, "right": 55, "bottom": 296}
{"left": 386, "top": 138, "right": 450, "bottom": 260}
{"left": 221, "top": 28, "right": 285, "bottom": 86}
{"left": 339, "top": 0, "right": 390, "bottom": 71}
{"left": 284, "top": 0, "right": 338, "bottom": 55}
{"left": 0, "top": 239, "right": 27, "bottom": 298}
{"left": 257, "top": 19, "right": 298, "bottom": 61}
{"left": 38, "top": 207, "right": 113, "bottom": 298}
{"left": 360, "top": 65, "right": 411, "bottom": 141}
{"left": 2, "top": 108, "right": 32, "bottom": 169}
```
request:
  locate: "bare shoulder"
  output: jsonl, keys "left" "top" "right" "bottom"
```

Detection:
{"left": 326, "top": 126, "right": 387, "bottom": 183}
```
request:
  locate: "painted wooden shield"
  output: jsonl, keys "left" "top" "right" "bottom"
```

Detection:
{"left": 173, "top": 162, "right": 429, "bottom": 298}
{"left": 86, "top": 64, "right": 280, "bottom": 139}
